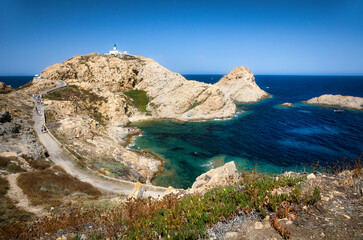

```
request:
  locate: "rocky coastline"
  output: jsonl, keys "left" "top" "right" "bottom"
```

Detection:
{"left": 35, "top": 53, "right": 269, "bottom": 184}
{"left": 304, "top": 94, "right": 363, "bottom": 111}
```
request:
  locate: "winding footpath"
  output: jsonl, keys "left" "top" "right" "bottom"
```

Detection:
{"left": 33, "top": 79, "right": 166, "bottom": 198}
{"left": 6, "top": 173, "right": 46, "bottom": 217}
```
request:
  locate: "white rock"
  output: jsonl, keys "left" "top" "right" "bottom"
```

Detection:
{"left": 191, "top": 161, "right": 239, "bottom": 194}
{"left": 215, "top": 66, "right": 270, "bottom": 103}
{"left": 128, "top": 182, "right": 144, "bottom": 199}
{"left": 254, "top": 221, "right": 264, "bottom": 230}
{"left": 224, "top": 232, "right": 238, "bottom": 240}
{"left": 307, "top": 173, "right": 316, "bottom": 180}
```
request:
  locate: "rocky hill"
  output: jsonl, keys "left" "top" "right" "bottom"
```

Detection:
{"left": 215, "top": 66, "right": 270, "bottom": 103}
{"left": 40, "top": 53, "right": 237, "bottom": 123}
{"left": 304, "top": 94, "right": 363, "bottom": 111}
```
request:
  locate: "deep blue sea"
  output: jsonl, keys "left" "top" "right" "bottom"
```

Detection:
{"left": 131, "top": 75, "right": 363, "bottom": 189}
{"left": 0, "top": 76, "right": 33, "bottom": 88}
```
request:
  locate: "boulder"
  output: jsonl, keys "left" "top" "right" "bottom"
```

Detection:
{"left": 191, "top": 161, "right": 239, "bottom": 194}
{"left": 280, "top": 102, "right": 293, "bottom": 107}
{"left": 0, "top": 110, "right": 11, "bottom": 123}
{"left": 215, "top": 66, "right": 270, "bottom": 103}
{"left": 307, "top": 173, "right": 316, "bottom": 180}
{"left": 128, "top": 182, "right": 144, "bottom": 199}
{"left": 160, "top": 186, "right": 187, "bottom": 199}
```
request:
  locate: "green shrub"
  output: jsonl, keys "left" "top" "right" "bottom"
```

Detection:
{"left": 124, "top": 90, "right": 150, "bottom": 113}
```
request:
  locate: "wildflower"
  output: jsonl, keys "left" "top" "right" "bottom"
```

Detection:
{"left": 168, "top": 234, "right": 170, "bottom": 238}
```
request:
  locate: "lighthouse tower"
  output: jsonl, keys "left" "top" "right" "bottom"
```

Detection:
{"left": 107, "top": 44, "right": 129, "bottom": 57}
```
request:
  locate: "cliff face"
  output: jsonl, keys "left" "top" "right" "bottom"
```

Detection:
{"left": 135, "top": 62, "right": 236, "bottom": 121}
{"left": 304, "top": 94, "right": 363, "bottom": 111}
{"left": 215, "top": 66, "right": 270, "bottom": 103}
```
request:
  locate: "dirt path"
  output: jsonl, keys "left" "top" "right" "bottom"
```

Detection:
{"left": 34, "top": 80, "right": 166, "bottom": 198}
{"left": 6, "top": 173, "right": 46, "bottom": 217}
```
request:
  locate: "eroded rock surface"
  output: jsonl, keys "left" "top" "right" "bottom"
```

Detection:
{"left": 215, "top": 66, "right": 270, "bottom": 103}
{"left": 191, "top": 161, "right": 239, "bottom": 194}
{"left": 304, "top": 94, "right": 363, "bottom": 111}
{"left": 0, "top": 82, "right": 12, "bottom": 94}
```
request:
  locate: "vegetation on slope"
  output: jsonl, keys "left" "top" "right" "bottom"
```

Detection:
{"left": 124, "top": 89, "right": 150, "bottom": 113}
{"left": 44, "top": 84, "right": 107, "bottom": 125}
{"left": 3, "top": 170, "right": 323, "bottom": 239}
{"left": 0, "top": 156, "right": 26, "bottom": 173}
{"left": 0, "top": 177, "right": 33, "bottom": 238}
{"left": 17, "top": 166, "right": 101, "bottom": 208}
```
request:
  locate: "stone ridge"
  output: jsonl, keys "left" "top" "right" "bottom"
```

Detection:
{"left": 304, "top": 94, "right": 363, "bottom": 111}
{"left": 215, "top": 66, "right": 270, "bottom": 103}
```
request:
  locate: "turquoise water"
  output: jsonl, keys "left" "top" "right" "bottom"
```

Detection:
{"left": 131, "top": 75, "right": 363, "bottom": 189}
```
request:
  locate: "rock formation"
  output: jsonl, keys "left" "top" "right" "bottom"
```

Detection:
{"left": 304, "top": 94, "right": 363, "bottom": 111}
{"left": 40, "top": 53, "right": 237, "bottom": 122}
{"left": 135, "top": 62, "right": 236, "bottom": 121}
{"left": 0, "top": 82, "right": 12, "bottom": 94}
{"left": 215, "top": 66, "right": 270, "bottom": 103}
{"left": 280, "top": 102, "right": 293, "bottom": 107}
{"left": 191, "top": 161, "right": 239, "bottom": 194}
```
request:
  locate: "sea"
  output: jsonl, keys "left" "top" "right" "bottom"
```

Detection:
{"left": 130, "top": 75, "right": 363, "bottom": 189}
{"left": 2, "top": 75, "right": 362, "bottom": 189}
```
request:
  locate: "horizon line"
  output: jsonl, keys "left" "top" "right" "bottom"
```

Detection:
{"left": 1, "top": 73, "right": 363, "bottom": 77}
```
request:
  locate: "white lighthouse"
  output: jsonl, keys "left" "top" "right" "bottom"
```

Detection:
{"left": 107, "top": 44, "right": 129, "bottom": 57}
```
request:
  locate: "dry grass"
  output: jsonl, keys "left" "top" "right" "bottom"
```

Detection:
{"left": 28, "top": 157, "right": 52, "bottom": 170}
{"left": 0, "top": 156, "right": 26, "bottom": 173}
{"left": 17, "top": 166, "right": 101, "bottom": 207}
{"left": 0, "top": 177, "right": 33, "bottom": 238}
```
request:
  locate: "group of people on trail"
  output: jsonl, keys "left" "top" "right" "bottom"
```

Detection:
{"left": 33, "top": 93, "right": 43, "bottom": 116}
{"left": 33, "top": 93, "right": 47, "bottom": 134}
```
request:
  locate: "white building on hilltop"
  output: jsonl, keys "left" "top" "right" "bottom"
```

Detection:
{"left": 106, "top": 44, "right": 129, "bottom": 57}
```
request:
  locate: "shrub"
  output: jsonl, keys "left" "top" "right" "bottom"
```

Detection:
{"left": 124, "top": 90, "right": 150, "bottom": 113}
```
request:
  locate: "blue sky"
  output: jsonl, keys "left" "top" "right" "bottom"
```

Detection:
{"left": 0, "top": 0, "right": 362, "bottom": 75}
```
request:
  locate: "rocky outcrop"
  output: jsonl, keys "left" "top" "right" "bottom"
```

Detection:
{"left": 280, "top": 102, "right": 293, "bottom": 107}
{"left": 0, "top": 110, "right": 46, "bottom": 162}
{"left": 41, "top": 53, "right": 237, "bottom": 122}
{"left": 304, "top": 94, "right": 363, "bottom": 111}
{"left": 215, "top": 66, "right": 270, "bottom": 103}
{"left": 191, "top": 161, "right": 239, "bottom": 194}
{"left": 0, "top": 82, "right": 12, "bottom": 94}
{"left": 135, "top": 62, "right": 236, "bottom": 121}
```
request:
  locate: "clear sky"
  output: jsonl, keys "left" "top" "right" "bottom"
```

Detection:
{"left": 1, "top": 0, "right": 363, "bottom": 75}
